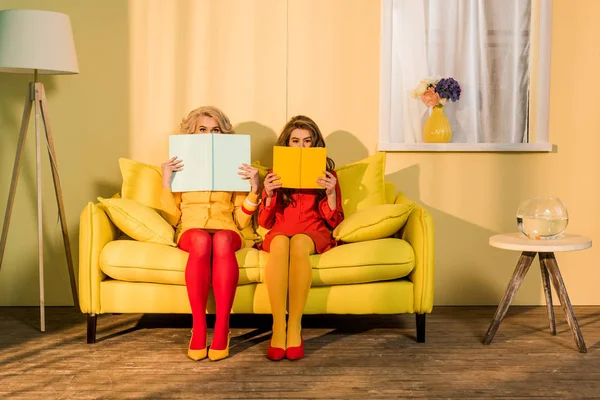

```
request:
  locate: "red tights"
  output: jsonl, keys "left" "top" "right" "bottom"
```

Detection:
{"left": 178, "top": 229, "right": 241, "bottom": 350}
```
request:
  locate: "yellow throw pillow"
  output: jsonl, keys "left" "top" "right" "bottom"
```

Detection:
{"left": 97, "top": 197, "right": 176, "bottom": 247}
{"left": 240, "top": 224, "right": 261, "bottom": 241}
{"left": 334, "top": 152, "right": 387, "bottom": 216}
{"left": 119, "top": 158, "right": 163, "bottom": 210}
{"left": 333, "top": 203, "right": 415, "bottom": 243}
{"left": 252, "top": 160, "right": 270, "bottom": 181}
{"left": 256, "top": 225, "right": 270, "bottom": 242}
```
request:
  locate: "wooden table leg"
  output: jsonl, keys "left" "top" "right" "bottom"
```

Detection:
{"left": 539, "top": 257, "right": 556, "bottom": 335}
{"left": 539, "top": 252, "right": 587, "bottom": 353}
{"left": 483, "top": 251, "right": 536, "bottom": 345}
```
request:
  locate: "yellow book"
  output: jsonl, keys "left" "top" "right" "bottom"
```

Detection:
{"left": 272, "top": 146, "right": 327, "bottom": 189}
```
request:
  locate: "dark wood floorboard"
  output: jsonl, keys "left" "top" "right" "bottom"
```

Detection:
{"left": 1, "top": 306, "right": 600, "bottom": 399}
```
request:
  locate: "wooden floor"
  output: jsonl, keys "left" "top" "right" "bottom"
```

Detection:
{"left": 1, "top": 307, "right": 600, "bottom": 399}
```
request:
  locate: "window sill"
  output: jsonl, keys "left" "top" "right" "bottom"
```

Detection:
{"left": 378, "top": 142, "right": 554, "bottom": 153}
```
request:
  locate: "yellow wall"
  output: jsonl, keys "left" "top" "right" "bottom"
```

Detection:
{"left": 0, "top": 0, "right": 597, "bottom": 306}
{"left": 128, "top": 0, "right": 287, "bottom": 166}
{"left": 0, "top": 0, "right": 129, "bottom": 305}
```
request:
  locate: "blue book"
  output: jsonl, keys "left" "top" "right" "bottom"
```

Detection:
{"left": 169, "top": 134, "right": 251, "bottom": 192}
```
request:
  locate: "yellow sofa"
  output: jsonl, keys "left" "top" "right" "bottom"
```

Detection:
{"left": 78, "top": 154, "right": 434, "bottom": 344}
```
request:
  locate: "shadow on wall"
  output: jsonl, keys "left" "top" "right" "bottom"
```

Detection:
{"left": 230, "top": 127, "right": 370, "bottom": 169}
{"left": 384, "top": 163, "right": 542, "bottom": 306}
{"left": 96, "top": 179, "right": 122, "bottom": 199}
{"left": 234, "top": 121, "right": 279, "bottom": 168}
{"left": 325, "top": 130, "right": 369, "bottom": 167}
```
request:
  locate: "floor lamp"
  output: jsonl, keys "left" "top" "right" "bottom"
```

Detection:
{"left": 0, "top": 10, "right": 80, "bottom": 331}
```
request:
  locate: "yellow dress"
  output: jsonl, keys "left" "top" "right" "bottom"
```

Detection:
{"left": 160, "top": 188, "right": 259, "bottom": 244}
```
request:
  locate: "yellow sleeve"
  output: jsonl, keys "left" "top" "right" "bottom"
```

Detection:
{"left": 159, "top": 187, "right": 182, "bottom": 227}
{"left": 233, "top": 192, "right": 260, "bottom": 230}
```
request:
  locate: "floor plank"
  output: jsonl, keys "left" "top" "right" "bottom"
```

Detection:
{"left": 1, "top": 306, "right": 599, "bottom": 399}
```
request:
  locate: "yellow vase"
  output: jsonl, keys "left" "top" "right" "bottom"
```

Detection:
{"left": 423, "top": 105, "right": 452, "bottom": 143}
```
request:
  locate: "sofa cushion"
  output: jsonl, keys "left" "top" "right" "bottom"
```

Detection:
{"left": 100, "top": 237, "right": 413, "bottom": 288}
{"left": 258, "top": 238, "right": 414, "bottom": 286}
{"left": 334, "top": 152, "right": 387, "bottom": 216}
{"left": 98, "top": 197, "right": 176, "bottom": 247}
{"left": 309, "top": 238, "right": 415, "bottom": 285}
{"left": 99, "top": 240, "right": 261, "bottom": 285}
{"left": 333, "top": 203, "right": 415, "bottom": 243}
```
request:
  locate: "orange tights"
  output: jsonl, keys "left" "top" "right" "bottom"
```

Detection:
{"left": 264, "top": 234, "right": 315, "bottom": 349}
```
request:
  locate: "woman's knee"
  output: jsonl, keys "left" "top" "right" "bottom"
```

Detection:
{"left": 270, "top": 235, "right": 291, "bottom": 253}
{"left": 272, "top": 235, "right": 290, "bottom": 246}
{"left": 289, "top": 234, "right": 314, "bottom": 257}
{"left": 179, "top": 229, "right": 212, "bottom": 252}
{"left": 212, "top": 230, "right": 242, "bottom": 254}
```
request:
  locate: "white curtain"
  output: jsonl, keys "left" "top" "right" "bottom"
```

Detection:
{"left": 391, "top": 0, "right": 531, "bottom": 143}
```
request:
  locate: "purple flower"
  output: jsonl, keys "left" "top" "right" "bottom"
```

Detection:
{"left": 435, "top": 78, "right": 461, "bottom": 102}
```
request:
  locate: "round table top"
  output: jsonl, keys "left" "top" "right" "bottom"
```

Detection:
{"left": 489, "top": 233, "right": 592, "bottom": 252}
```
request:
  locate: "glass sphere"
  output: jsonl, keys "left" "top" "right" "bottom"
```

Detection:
{"left": 516, "top": 197, "right": 568, "bottom": 240}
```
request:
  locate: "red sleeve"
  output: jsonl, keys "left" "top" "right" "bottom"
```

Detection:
{"left": 258, "top": 188, "right": 278, "bottom": 229}
{"left": 318, "top": 171, "right": 344, "bottom": 229}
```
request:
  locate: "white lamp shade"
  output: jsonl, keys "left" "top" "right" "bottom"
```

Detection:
{"left": 0, "top": 9, "right": 79, "bottom": 74}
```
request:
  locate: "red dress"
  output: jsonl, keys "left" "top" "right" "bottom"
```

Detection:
{"left": 257, "top": 171, "right": 344, "bottom": 254}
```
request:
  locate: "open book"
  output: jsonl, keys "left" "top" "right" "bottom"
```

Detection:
{"left": 272, "top": 146, "right": 326, "bottom": 189}
{"left": 169, "top": 134, "right": 251, "bottom": 192}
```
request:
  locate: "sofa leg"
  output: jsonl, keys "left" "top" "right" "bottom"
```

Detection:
{"left": 416, "top": 313, "right": 426, "bottom": 343}
{"left": 87, "top": 314, "right": 97, "bottom": 344}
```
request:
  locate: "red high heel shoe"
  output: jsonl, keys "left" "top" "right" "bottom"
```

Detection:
{"left": 285, "top": 337, "right": 304, "bottom": 360}
{"left": 267, "top": 341, "right": 285, "bottom": 361}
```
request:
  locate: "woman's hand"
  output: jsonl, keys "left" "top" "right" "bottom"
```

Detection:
{"left": 264, "top": 172, "right": 282, "bottom": 198}
{"left": 317, "top": 171, "right": 337, "bottom": 197}
{"left": 161, "top": 156, "right": 183, "bottom": 188}
{"left": 317, "top": 171, "right": 338, "bottom": 210}
{"left": 238, "top": 163, "right": 260, "bottom": 194}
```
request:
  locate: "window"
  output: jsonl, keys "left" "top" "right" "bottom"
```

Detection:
{"left": 379, "top": 0, "right": 553, "bottom": 152}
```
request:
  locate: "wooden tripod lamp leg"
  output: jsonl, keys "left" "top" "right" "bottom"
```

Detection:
{"left": 0, "top": 82, "right": 46, "bottom": 332}
{"left": 34, "top": 82, "right": 46, "bottom": 332}
{"left": 1, "top": 81, "right": 79, "bottom": 332}
{"left": 37, "top": 83, "right": 80, "bottom": 312}
{"left": 0, "top": 85, "right": 33, "bottom": 272}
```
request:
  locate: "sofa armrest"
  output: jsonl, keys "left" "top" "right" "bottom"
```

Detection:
{"left": 395, "top": 193, "right": 434, "bottom": 313}
{"left": 79, "top": 202, "right": 119, "bottom": 314}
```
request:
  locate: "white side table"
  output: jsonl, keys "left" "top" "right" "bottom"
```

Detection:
{"left": 483, "top": 233, "right": 592, "bottom": 353}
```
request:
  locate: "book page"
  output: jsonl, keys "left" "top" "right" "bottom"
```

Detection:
{"left": 300, "top": 147, "right": 327, "bottom": 189}
{"left": 212, "top": 134, "right": 251, "bottom": 192}
{"left": 273, "top": 146, "right": 301, "bottom": 188}
{"left": 169, "top": 134, "right": 212, "bottom": 192}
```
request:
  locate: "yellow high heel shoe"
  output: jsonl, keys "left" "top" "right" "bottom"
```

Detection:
{"left": 208, "top": 333, "right": 231, "bottom": 361}
{"left": 187, "top": 330, "right": 207, "bottom": 361}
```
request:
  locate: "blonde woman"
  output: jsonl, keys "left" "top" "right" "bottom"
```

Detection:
{"left": 161, "top": 106, "right": 260, "bottom": 361}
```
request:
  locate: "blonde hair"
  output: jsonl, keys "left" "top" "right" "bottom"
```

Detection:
{"left": 179, "top": 106, "right": 234, "bottom": 134}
